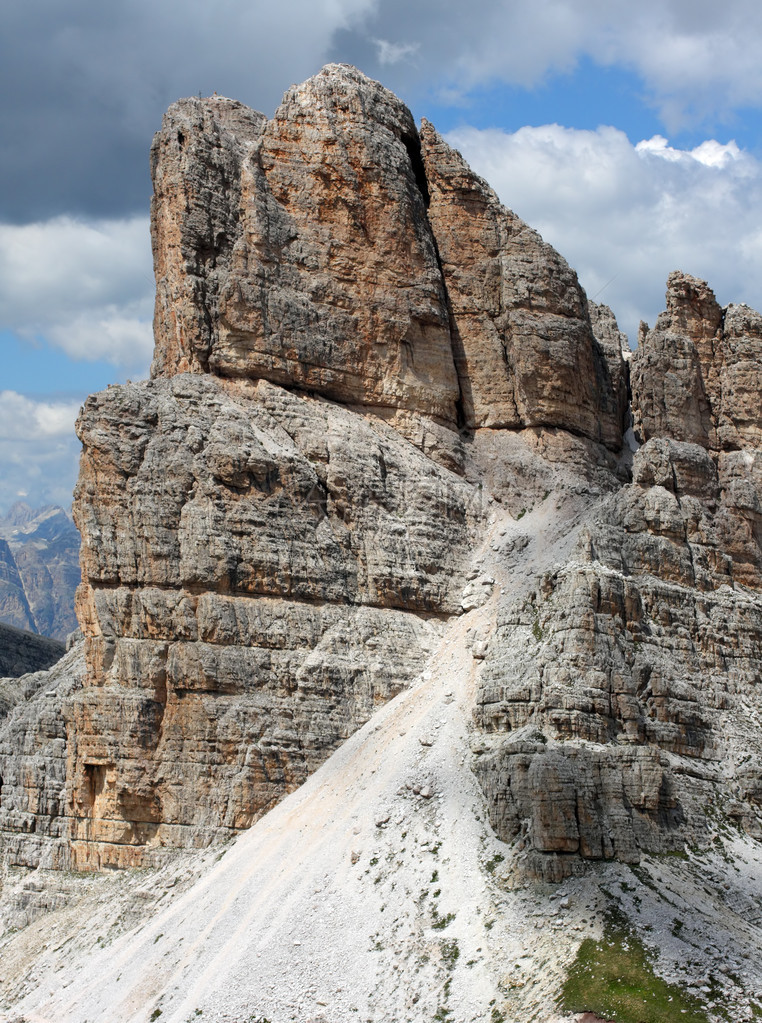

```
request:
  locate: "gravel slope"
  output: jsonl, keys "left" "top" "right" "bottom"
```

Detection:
{"left": 2, "top": 495, "right": 762, "bottom": 1023}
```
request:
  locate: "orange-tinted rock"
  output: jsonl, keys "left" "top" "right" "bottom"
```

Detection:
{"left": 151, "top": 66, "right": 460, "bottom": 422}
{"left": 3, "top": 69, "right": 761, "bottom": 883}
{"left": 420, "top": 121, "right": 626, "bottom": 447}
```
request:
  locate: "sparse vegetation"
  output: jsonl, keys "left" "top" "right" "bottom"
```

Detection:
{"left": 485, "top": 853, "right": 504, "bottom": 874}
{"left": 441, "top": 939, "right": 460, "bottom": 968}
{"left": 434, "top": 941, "right": 460, "bottom": 1023}
{"left": 560, "top": 921, "right": 711, "bottom": 1023}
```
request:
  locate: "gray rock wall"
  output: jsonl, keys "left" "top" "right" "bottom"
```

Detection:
{"left": 1, "top": 68, "right": 761, "bottom": 880}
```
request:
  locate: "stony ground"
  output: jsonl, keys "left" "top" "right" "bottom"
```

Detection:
{"left": 1, "top": 493, "right": 761, "bottom": 1023}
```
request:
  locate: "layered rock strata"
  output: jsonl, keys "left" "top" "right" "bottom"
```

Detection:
{"left": 68, "top": 374, "right": 473, "bottom": 866}
{"left": 150, "top": 65, "right": 626, "bottom": 451}
{"left": 50, "top": 64, "right": 627, "bottom": 870}
{"left": 0, "top": 643, "right": 85, "bottom": 869}
{"left": 473, "top": 272, "right": 762, "bottom": 878}
{"left": 0, "top": 66, "right": 760, "bottom": 881}
{"left": 420, "top": 122, "right": 627, "bottom": 444}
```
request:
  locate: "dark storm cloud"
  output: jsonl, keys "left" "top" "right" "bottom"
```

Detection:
{"left": 0, "top": 0, "right": 374, "bottom": 223}
{"left": 3, "top": 0, "right": 762, "bottom": 223}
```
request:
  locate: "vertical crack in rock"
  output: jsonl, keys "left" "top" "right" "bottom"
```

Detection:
{"left": 420, "top": 119, "right": 626, "bottom": 446}
{"left": 401, "top": 130, "right": 431, "bottom": 209}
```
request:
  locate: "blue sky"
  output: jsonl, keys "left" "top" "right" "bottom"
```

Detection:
{"left": 3, "top": 0, "right": 762, "bottom": 511}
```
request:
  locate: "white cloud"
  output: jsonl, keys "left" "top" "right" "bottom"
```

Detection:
{"left": 0, "top": 391, "right": 82, "bottom": 512}
{"left": 446, "top": 123, "right": 762, "bottom": 343}
{"left": 374, "top": 38, "right": 419, "bottom": 66}
{"left": 351, "top": 0, "right": 762, "bottom": 130}
{"left": 635, "top": 135, "right": 744, "bottom": 168}
{"left": 0, "top": 391, "right": 81, "bottom": 442}
{"left": 0, "top": 215, "right": 153, "bottom": 372}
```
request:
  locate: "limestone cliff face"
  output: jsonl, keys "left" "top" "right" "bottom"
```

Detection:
{"left": 420, "top": 122, "right": 627, "bottom": 444}
{"left": 150, "top": 65, "right": 625, "bottom": 449}
{"left": 68, "top": 375, "right": 472, "bottom": 865}
{"left": 473, "top": 272, "right": 762, "bottom": 879}
{"left": 0, "top": 645, "right": 84, "bottom": 869}
{"left": 1, "top": 66, "right": 760, "bottom": 878}
{"left": 150, "top": 67, "right": 460, "bottom": 422}
{"left": 632, "top": 271, "right": 762, "bottom": 453}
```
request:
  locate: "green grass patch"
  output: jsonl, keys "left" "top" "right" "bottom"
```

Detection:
{"left": 485, "top": 852, "right": 504, "bottom": 874}
{"left": 560, "top": 924, "right": 710, "bottom": 1023}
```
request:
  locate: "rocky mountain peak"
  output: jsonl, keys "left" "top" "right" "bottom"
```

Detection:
{"left": 662, "top": 269, "right": 724, "bottom": 340}
{"left": 1, "top": 66, "right": 761, "bottom": 978}
{"left": 631, "top": 269, "right": 762, "bottom": 454}
{"left": 150, "top": 65, "right": 626, "bottom": 450}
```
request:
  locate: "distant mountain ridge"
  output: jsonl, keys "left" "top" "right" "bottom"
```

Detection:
{"left": 0, "top": 502, "right": 80, "bottom": 641}
{"left": 0, "top": 620, "right": 65, "bottom": 679}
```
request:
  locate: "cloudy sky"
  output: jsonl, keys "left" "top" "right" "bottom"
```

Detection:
{"left": 2, "top": 0, "right": 762, "bottom": 512}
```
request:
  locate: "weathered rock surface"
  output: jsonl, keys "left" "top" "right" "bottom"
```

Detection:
{"left": 63, "top": 372, "right": 474, "bottom": 867}
{"left": 0, "top": 66, "right": 760, "bottom": 891}
{"left": 0, "top": 503, "right": 80, "bottom": 641}
{"left": 151, "top": 67, "right": 461, "bottom": 422}
{"left": 0, "top": 642, "right": 84, "bottom": 869}
{"left": 421, "top": 122, "right": 627, "bottom": 446}
{"left": 151, "top": 64, "right": 625, "bottom": 449}
{"left": 631, "top": 271, "right": 762, "bottom": 452}
{"left": 473, "top": 273, "right": 762, "bottom": 879}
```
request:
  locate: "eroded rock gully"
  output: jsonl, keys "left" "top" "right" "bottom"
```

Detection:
{"left": 0, "top": 65, "right": 760, "bottom": 883}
